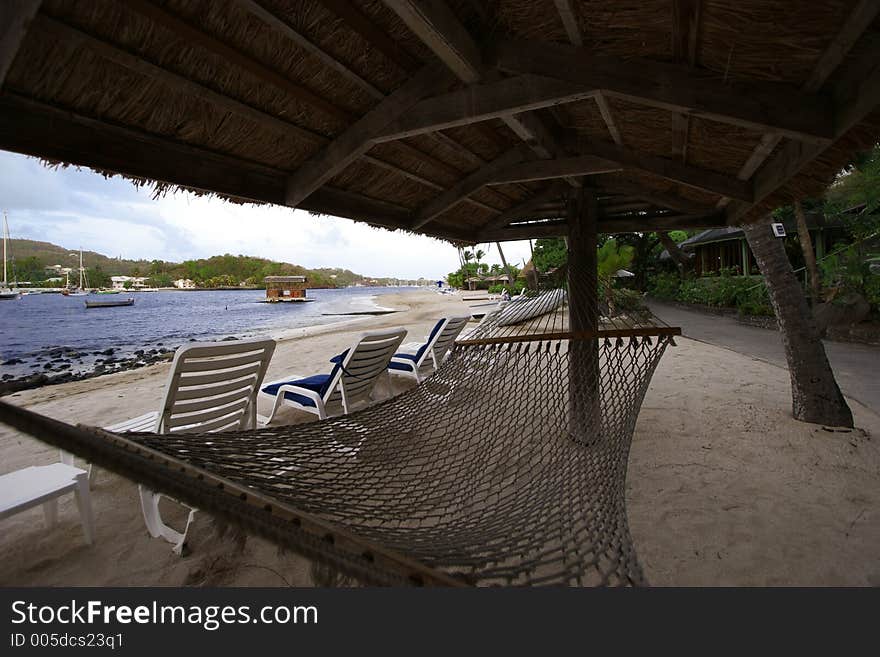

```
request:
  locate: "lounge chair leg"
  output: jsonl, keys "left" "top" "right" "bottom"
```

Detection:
{"left": 73, "top": 473, "right": 95, "bottom": 545}
{"left": 42, "top": 498, "right": 58, "bottom": 529}
{"left": 139, "top": 485, "right": 194, "bottom": 555}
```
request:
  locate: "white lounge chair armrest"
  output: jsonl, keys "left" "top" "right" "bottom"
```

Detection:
{"left": 273, "top": 384, "right": 324, "bottom": 405}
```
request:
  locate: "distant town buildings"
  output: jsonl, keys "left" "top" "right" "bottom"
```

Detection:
{"left": 173, "top": 278, "right": 196, "bottom": 289}
{"left": 111, "top": 275, "right": 149, "bottom": 290}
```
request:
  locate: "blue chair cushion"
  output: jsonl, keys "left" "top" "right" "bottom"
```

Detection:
{"left": 388, "top": 359, "right": 416, "bottom": 372}
{"left": 329, "top": 349, "right": 349, "bottom": 365}
{"left": 392, "top": 352, "right": 420, "bottom": 363}
{"left": 262, "top": 373, "right": 333, "bottom": 408}
{"left": 416, "top": 319, "right": 445, "bottom": 361}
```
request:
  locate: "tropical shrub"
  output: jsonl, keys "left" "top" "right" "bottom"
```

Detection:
{"left": 647, "top": 272, "right": 681, "bottom": 300}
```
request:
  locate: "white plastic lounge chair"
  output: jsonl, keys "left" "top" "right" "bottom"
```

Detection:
{"left": 388, "top": 316, "right": 470, "bottom": 383}
{"left": 260, "top": 327, "right": 407, "bottom": 423}
{"left": 0, "top": 462, "right": 95, "bottom": 545}
{"left": 105, "top": 338, "right": 276, "bottom": 554}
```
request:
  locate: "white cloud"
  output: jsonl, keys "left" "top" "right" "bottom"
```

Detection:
{"left": 0, "top": 150, "right": 536, "bottom": 279}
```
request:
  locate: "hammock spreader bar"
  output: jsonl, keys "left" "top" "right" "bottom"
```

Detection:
{"left": 0, "top": 399, "right": 466, "bottom": 587}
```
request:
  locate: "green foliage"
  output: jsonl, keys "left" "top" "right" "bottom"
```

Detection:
{"left": 532, "top": 238, "right": 567, "bottom": 272}
{"left": 675, "top": 270, "right": 773, "bottom": 316}
{"left": 824, "top": 144, "right": 880, "bottom": 239}
{"left": 596, "top": 239, "right": 634, "bottom": 279}
{"left": 819, "top": 244, "right": 880, "bottom": 312}
{"left": 647, "top": 272, "right": 681, "bottom": 300}
{"left": 611, "top": 288, "right": 646, "bottom": 312}
{"left": 488, "top": 282, "right": 526, "bottom": 294}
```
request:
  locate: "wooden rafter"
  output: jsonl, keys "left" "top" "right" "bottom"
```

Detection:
{"left": 722, "top": 0, "right": 880, "bottom": 215}
{"left": 375, "top": 75, "right": 598, "bottom": 141}
{"left": 125, "top": 0, "right": 349, "bottom": 123}
{"left": 0, "top": 93, "right": 475, "bottom": 243}
{"left": 727, "top": 29, "right": 880, "bottom": 224}
{"left": 574, "top": 138, "right": 753, "bottom": 201}
{"left": 284, "top": 64, "right": 450, "bottom": 207}
{"left": 553, "top": 0, "right": 582, "bottom": 46}
{"left": 0, "top": 0, "right": 42, "bottom": 88}
{"left": 492, "top": 39, "right": 834, "bottom": 143}
{"left": 671, "top": 0, "right": 701, "bottom": 163}
{"left": 481, "top": 210, "right": 725, "bottom": 241}
{"left": 35, "top": 15, "right": 503, "bottom": 218}
{"left": 478, "top": 183, "right": 568, "bottom": 234}
{"left": 552, "top": 0, "right": 626, "bottom": 152}
{"left": 594, "top": 179, "right": 713, "bottom": 216}
{"left": 485, "top": 155, "right": 621, "bottom": 185}
{"left": 234, "top": 0, "right": 384, "bottom": 100}
{"left": 410, "top": 146, "right": 526, "bottom": 229}
{"left": 383, "top": 0, "right": 580, "bottom": 189}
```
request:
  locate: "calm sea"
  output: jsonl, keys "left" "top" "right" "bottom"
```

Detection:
{"left": 0, "top": 287, "right": 418, "bottom": 378}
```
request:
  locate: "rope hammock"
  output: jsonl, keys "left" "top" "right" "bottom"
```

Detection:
{"left": 0, "top": 287, "right": 679, "bottom": 587}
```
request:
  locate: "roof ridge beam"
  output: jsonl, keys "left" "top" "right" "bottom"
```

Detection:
{"left": 490, "top": 39, "right": 834, "bottom": 143}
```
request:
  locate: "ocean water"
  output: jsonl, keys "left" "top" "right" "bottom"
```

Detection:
{"left": 0, "top": 287, "right": 417, "bottom": 378}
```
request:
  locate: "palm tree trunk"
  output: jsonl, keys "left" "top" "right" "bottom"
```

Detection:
{"left": 793, "top": 200, "right": 821, "bottom": 304}
{"left": 495, "top": 242, "right": 518, "bottom": 291}
{"left": 658, "top": 231, "right": 691, "bottom": 272}
{"left": 741, "top": 221, "right": 852, "bottom": 427}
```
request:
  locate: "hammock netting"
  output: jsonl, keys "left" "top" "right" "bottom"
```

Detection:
{"left": 0, "top": 286, "right": 678, "bottom": 587}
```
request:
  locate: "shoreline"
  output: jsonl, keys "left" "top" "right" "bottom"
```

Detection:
{"left": 0, "top": 291, "right": 416, "bottom": 396}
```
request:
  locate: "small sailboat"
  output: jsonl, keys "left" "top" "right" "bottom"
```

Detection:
{"left": 63, "top": 248, "right": 89, "bottom": 296}
{"left": 1, "top": 211, "right": 21, "bottom": 301}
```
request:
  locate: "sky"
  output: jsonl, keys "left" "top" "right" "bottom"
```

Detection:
{"left": 0, "top": 150, "right": 535, "bottom": 280}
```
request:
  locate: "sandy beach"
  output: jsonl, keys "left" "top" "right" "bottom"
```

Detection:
{"left": 1, "top": 289, "right": 878, "bottom": 586}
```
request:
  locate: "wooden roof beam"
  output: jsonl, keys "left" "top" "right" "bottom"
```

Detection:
{"left": 486, "top": 155, "right": 622, "bottom": 184}
{"left": 284, "top": 64, "right": 450, "bottom": 207}
{"left": 376, "top": 75, "right": 598, "bottom": 141}
{"left": 481, "top": 211, "right": 726, "bottom": 241}
{"left": 0, "top": 0, "right": 42, "bottom": 88}
{"left": 410, "top": 146, "right": 526, "bottom": 229}
{"left": 0, "top": 93, "right": 475, "bottom": 243}
{"left": 671, "top": 0, "right": 701, "bottom": 163}
{"left": 725, "top": 1, "right": 880, "bottom": 221}
{"left": 553, "top": 0, "right": 582, "bottom": 46}
{"left": 234, "top": 0, "right": 384, "bottom": 100}
{"left": 34, "top": 15, "right": 503, "bottom": 216}
{"left": 477, "top": 183, "right": 568, "bottom": 234}
{"left": 383, "top": 0, "right": 580, "bottom": 187}
{"left": 572, "top": 137, "right": 752, "bottom": 201}
{"left": 491, "top": 39, "right": 834, "bottom": 143}
{"left": 125, "top": 0, "right": 349, "bottom": 123}
{"left": 594, "top": 179, "right": 714, "bottom": 216}
{"left": 716, "top": 1, "right": 879, "bottom": 209}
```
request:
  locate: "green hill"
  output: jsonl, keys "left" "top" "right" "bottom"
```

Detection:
{"left": 5, "top": 239, "right": 381, "bottom": 288}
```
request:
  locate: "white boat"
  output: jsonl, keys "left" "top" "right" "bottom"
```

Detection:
{"left": 495, "top": 288, "right": 567, "bottom": 327}
{"left": 63, "top": 248, "right": 90, "bottom": 296}
{"left": 1, "top": 211, "right": 21, "bottom": 300}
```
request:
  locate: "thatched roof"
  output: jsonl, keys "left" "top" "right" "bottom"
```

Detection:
{"left": 1, "top": 1, "right": 879, "bottom": 244}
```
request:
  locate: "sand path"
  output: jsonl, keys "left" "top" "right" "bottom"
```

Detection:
{"left": 1, "top": 290, "right": 877, "bottom": 585}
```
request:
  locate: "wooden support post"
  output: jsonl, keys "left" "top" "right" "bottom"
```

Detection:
{"left": 741, "top": 239, "right": 750, "bottom": 276}
{"left": 566, "top": 187, "right": 600, "bottom": 444}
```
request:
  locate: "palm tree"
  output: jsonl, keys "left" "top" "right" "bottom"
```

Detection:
{"left": 741, "top": 220, "right": 852, "bottom": 427}
{"left": 596, "top": 239, "right": 634, "bottom": 316}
